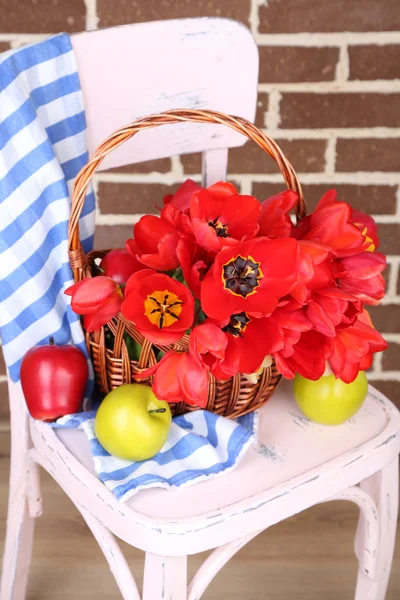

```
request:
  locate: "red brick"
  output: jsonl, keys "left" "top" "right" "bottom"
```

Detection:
{"left": 230, "top": 139, "right": 327, "bottom": 174}
{"left": 0, "top": 42, "right": 10, "bottom": 53}
{"left": 259, "top": 0, "right": 400, "bottom": 33}
{"left": 251, "top": 183, "right": 293, "bottom": 201}
{"left": 106, "top": 158, "right": 172, "bottom": 175}
{"left": 94, "top": 225, "right": 134, "bottom": 251}
{"left": 180, "top": 152, "right": 246, "bottom": 176}
{"left": 383, "top": 263, "right": 391, "bottom": 289}
{"left": 0, "top": 0, "right": 86, "bottom": 34}
{"left": 0, "top": 382, "right": 9, "bottom": 421}
{"left": 180, "top": 154, "right": 201, "bottom": 174}
{"left": 349, "top": 45, "right": 400, "bottom": 81}
{"left": 255, "top": 93, "right": 269, "bottom": 128}
{"left": 259, "top": 47, "right": 338, "bottom": 83}
{"left": 382, "top": 342, "right": 400, "bottom": 371}
{"left": 279, "top": 94, "right": 400, "bottom": 129}
{"left": 376, "top": 224, "right": 400, "bottom": 255}
{"left": 252, "top": 183, "right": 397, "bottom": 215}
{"left": 336, "top": 139, "right": 400, "bottom": 172}
{"left": 98, "top": 182, "right": 178, "bottom": 215}
{"left": 0, "top": 350, "right": 5, "bottom": 376}
{"left": 182, "top": 139, "right": 326, "bottom": 176}
{"left": 367, "top": 305, "right": 400, "bottom": 333}
{"left": 371, "top": 380, "right": 400, "bottom": 408}
{"left": 97, "top": 0, "right": 251, "bottom": 27}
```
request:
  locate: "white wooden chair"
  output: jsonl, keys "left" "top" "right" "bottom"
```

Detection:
{"left": 1, "top": 18, "right": 400, "bottom": 600}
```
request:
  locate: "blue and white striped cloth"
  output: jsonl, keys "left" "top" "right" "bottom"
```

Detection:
{"left": 53, "top": 409, "right": 257, "bottom": 502}
{"left": 0, "top": 33, "right": 95, "bottom": 382}
{"left": 0, "top": 34, "right": 256, "bottom": 501}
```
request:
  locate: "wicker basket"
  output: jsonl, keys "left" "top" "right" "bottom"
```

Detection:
{"left": 68, "top": 109, "right": 306, "bottom": 418}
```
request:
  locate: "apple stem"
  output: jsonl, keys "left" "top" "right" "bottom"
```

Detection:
{"left": 148, "top": 408, "right": 167, "bottom": 414}
{"left": 49, "top": 337, "right": 55, "bottom": 345}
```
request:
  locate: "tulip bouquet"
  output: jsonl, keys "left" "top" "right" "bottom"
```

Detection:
{"left": 65, "top": 180, "right": 387, "bottom": 410}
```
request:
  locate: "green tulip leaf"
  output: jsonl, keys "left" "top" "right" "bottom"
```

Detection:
{"left": 124, "top": 334, "right": 142, "bottom": 361}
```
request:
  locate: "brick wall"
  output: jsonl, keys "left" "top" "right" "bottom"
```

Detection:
{"left": 1, "top": 0, "right": 399, "bottom": 418}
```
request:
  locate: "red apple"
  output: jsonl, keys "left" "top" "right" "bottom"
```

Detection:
{"left": 100, "top": 248, "right": 142, "bottom": 285}
{"left": 20, "top": 338, "right": 88, "bottom": 421}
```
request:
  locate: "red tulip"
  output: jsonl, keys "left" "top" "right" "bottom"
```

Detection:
{"left": 100, "top": 248, "right": 143, "bottom": 284}
{"left": 293, "top": 190, "right": 370, "bottom": 257}
{"left": 121, "top": 270, "right": 194, "bottom": 345}
{"left": 163, "top": 179, "right": 202, "bottom": 212}
{"left": 126, "top": 214, "right": 181, "bottom": 271}
{"left": 273, "top": 329, "right": 330, "bottom": 381}
{"left": 189, "top": 313, "right": 286, "bottom": 380}
{"left": 201, "top": 237, "right": 298, "bottom": 321}
{"left": 290, "top": 240, "right": 334, "bottom": 304}
{"left": 189, "top": 322, "right": 229, "bottom": 373}
{"left": 190, "top": 181, "right": 260, "bottom": 252}
{"left": 258, "top": 190, "right": 298, "bottom": 238}
{"left": 176, "top": 237, "right": 208, "bottom": 299}
{"left": 218, "top": 313, "right": 285, "bottom": 378}
{"left": 306, "top": 287, "right": 362, "bottom": 338}
{"left": 65, "top": 276, "right": 123, "bottom": 332}
{"left": 328, "top": 309, "right": 387, "bottom": 383}
{"left": 352, "top": 208, "right": 380, "bottom": 251}
{"left": 334, "top": 252, "right": 386, "bottom": 305}
{"left": 160, "top": 203, "right": 193, "bottom": 236}
{"left": 137, "top": 350, "right": 209, "bottom": 408}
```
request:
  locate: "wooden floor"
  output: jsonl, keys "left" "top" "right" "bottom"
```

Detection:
{"left": 0, "top": 432, "right": 399, "bottom": 599}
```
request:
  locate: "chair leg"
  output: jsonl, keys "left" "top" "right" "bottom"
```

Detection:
{"left": 143, "top": 553, "right": 187, "bottom": 600}
{"left": 0, "top": 450, "right": 37, "bottom": 599}
{"left": 78, "top": 506, "right": 141, "bottom": 600}
{"left": 355, "top": 458, "right": 399, "bottom": 600}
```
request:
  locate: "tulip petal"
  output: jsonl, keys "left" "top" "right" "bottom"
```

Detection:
{"left": 83, "top": 293, "right": 123, "bottom": 332}
{"left": 208, "top": 181, "right": 238, "bottom": 198}
{"left": 275, "top": 330, "right": 328, "bottom": 380}
{"left": 336, "top": 252, "right": 386, "bottom": 279}
{"left": 124, "top": 269, "right": 157, "bottom": 298}
{"left": 67, "top": 277, "right": 120, "bottom": 314}
{"left": 220, "top": 195, "right": 260, "bottom": 239}
{"left": 352, "top": 208, "right": 380, "bottom": 250}
{"left": 134, "top": 215, "right": 174, "bottom": 254}
{"left": 163, "top": 179, "right": 202, "bottom": 211}
{"left": 307, "top": 301, "right": 337, "bottom": 337}
{"left": 177, "top": 352, "right": 209, "bottom": 408}
{"left": 201, "top": 271, "right": 241, "bottom": 321}
{"left": 189, "top": 322, "right": 227, "bottom": 364}
{"left": 152, "top": 352, "right": 184, "bottom": 403}
{"left": 340, "top": 274, "right": 385, "bottom": 305}
{"left": 339, "top": 361, "right": 361, "bottom": 384}
{"left": 191, "top": 218, "right": 224, "bottom": 253}
{"left": 258, "top": 190, "right": 298, "bottom": 238}
{"left": 190, "top": 188, "right": 226, "bottom": 223}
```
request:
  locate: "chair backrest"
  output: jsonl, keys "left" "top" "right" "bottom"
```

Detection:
{"left": 71, "top": 18, "right": 259, "bottom": 184}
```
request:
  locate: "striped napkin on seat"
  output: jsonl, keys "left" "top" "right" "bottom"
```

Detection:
{"left": 0, "top": 34, "right": 256, "bottom": 501}
{"left": 52, "top": 409, "right": 257, "bottom": 503}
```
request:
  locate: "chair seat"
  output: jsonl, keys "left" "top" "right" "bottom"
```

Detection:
{"left": 55, "top": 381, "right": 399, "bottom": 521}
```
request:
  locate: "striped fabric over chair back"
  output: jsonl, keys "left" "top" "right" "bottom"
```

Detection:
{"left": 0, "top": 33, "right": 95, "bottom": 382}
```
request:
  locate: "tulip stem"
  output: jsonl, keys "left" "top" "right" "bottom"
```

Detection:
{"left": 148, "top": 408, "right": 167, "bottom": 414}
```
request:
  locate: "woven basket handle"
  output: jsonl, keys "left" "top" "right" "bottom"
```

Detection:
{"left": 68, "top": 108, "right": 305, "bottom": 280}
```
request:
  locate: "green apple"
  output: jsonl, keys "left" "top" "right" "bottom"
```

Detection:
{"left": 293, "top": 371, "right": 368, "bottom": 425}
{"left": 95, "top": 383, "right": 171, "bottom": 461}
